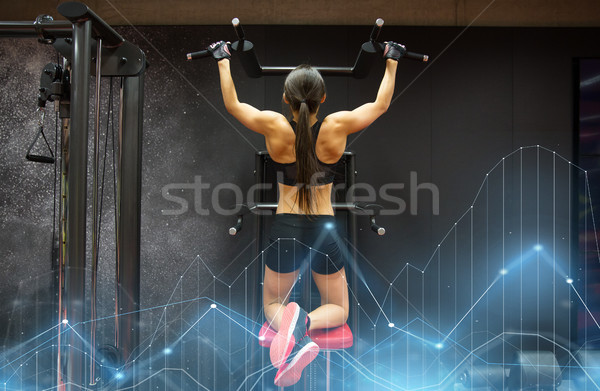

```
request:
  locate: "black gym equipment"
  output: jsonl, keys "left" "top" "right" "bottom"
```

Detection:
{"left": 459, "top": 363, "right": 508, "bottom": 390}
{"left": 187, "top": 19, "right": 427, "bottom": 388}
{"left": 507, "top": 351, "right": 562, "bottom": 390}
{"left": 0, "top": 2, "right": 147, "bottom": 389}
{"left": 186, "top": 17, "right": 429, "bottom": 78}
{"left": 25, "top": 63, "right": 67, "bottom": 164}
{"left": 227, "top": 151, "right": 386, "bottom": 387}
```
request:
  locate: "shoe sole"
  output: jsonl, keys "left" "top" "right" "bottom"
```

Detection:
{"left": 270, "top": 302, "right": 300, "bottom": 368}
{"left": 274, "top": 341, "right": 319, "bottom": 387}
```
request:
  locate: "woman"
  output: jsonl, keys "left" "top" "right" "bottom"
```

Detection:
{"left": 209, "top": 40, "right": 404, "bottom": 386}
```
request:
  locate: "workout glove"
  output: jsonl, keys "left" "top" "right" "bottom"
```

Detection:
{"left": 207, "top": 41, "right": 231, "bottom": 62}
{"left": 383, "top": 41, "right": 406, "bottom": 61}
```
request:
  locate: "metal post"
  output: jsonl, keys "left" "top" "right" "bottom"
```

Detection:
{"left": 56, "top": 54, "right": 71, "bottom": 388}
{"left": 115, "top": 71, "right": 145, "bottom": 369}
{"left": 253, "top": 151, "right": 266, "bottom": 386}
{"left": 90, "top": 36, "right": 102, "bottom": 386}
{"left": 326, "top": 351, "right": 331, "bottom": 391}
{"left": 345, "top": 152, "right": 359, "bottom": 379}
{"left": 57, "top": 114, "right": 70, "bottom": 389}
{"left": 254, "top": 152, "right": 267, "bottom": 257}
{"left": 64, "top": 17, "right": 91, "bottom": 389}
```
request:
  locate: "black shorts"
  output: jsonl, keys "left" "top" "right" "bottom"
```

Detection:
{"left": 264, "top": 214, "right": 345, "bottom": 275}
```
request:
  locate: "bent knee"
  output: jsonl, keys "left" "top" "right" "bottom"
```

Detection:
{"left": 342, "top": 306, "right": 350, "bottom": 324}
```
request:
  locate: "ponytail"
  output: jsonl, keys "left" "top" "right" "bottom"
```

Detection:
{"left": 295, "top": 101, "right": 321, "bottom": 213}
{"left": 283, "top": 65, "right": 327, "bottom": 214}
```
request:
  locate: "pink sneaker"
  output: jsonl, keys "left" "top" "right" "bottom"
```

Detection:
{"left": 270, "top": 302, "right": 309, "bottom": 368}
{"left": 274, "top": 337, "right": 320, "bottom": 387}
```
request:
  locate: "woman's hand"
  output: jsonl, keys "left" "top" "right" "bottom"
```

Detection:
{"left": 207, "top": 41, "right": 231, "bottom": 62}
{"left": 383, "top": 41, "right": 406, "bottom": 61}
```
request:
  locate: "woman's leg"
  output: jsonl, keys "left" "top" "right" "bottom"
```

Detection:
{"left": 308, "top": 267, "right": 349, "bottom": 330}
{"left": 263, "top": 264, "right": 300, "bottom": 331}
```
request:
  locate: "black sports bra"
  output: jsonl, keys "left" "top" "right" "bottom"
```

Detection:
{"left": 271, "top": 121, "right": 340, "bottom": 186}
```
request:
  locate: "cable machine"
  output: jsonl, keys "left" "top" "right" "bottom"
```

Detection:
{"left": 0, "top": 2, "right": 146, "bottom": 389}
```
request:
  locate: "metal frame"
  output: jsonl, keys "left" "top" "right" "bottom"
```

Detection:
{"left": 227, "top": 18, "right": 427, "bottom": 78}
{"left": 0, "top": 2, "right": 146, "bottom": 389}
{"left": 252, "top": 151, "right": 360, "bottom": 391}
{"left": 232, "top": 20, "right": 382, "bottom": 79}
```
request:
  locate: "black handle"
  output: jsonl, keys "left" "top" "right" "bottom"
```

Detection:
{"left": 186, "top": 49, "right": 211, "bottom": 61}
{"left": 404, "top": 51, "right": 429, "bottom": 62}
{"left": 378, "top": 42, "right": 429, "bottom": 62}
{"left": 232, "top": 17, "right": 245, "bottom": 41}
{"left": 26, "top": 154, "right": 55, "bottom": 164}
{"left": 370, "top": 216, "right": 386, "bottom": 236}
{"left": 229, "top": 215, "right": 243, "bottom": 236}
{"left": 369, "top": 18, "right": 384, "bottom": 42}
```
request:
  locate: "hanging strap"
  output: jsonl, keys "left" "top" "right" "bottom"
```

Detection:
{"left": 26, "top": 108, "right": 55, "bottom": 164}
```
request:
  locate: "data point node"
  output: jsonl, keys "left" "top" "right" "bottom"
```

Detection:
{"left": 435, "top": 343, "right": 443, "bottom": 349}
{"left": 258, "top": 335, "right": 265, "bottom": 341}
{"left": 533, "top": 244, "right": 543, "bottom": 251}
{"left": 388, "top": 322, "right": 395, "bottom": 328}
{"left": 62, "top": 319, "right": 68, "bottom": 324}
{"left": 163, "top": 347, "right": 173, "bottom": 355}
{"left": 210, "top": 303, "right": 217, "bottom": 309}
{"left": 566, "top": 278, "right": 573, "bottom": 284}
{"left": 500, "top": 268, "right": 508, "bottom": 275}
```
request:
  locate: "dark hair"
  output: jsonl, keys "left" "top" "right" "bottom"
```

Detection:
{"left": 283, "top": 64, "right": 327, "bottom": 213}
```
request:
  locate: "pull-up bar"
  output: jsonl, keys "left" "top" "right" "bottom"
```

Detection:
{"left": 187, "top": 18, "right": 429, "bottom": 78}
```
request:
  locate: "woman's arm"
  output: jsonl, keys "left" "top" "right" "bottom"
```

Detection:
{"left": 217, "top": 58, "right": 284, "bottom": 135}
{"left": 323, "top": 42, "right": 403, "bottom": 135}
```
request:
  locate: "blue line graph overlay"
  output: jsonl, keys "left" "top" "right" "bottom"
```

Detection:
{"left": 1, "top": 146, "right": 599, "bottom": 390}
